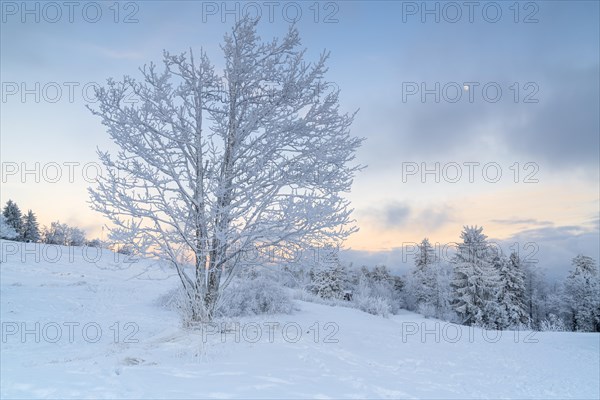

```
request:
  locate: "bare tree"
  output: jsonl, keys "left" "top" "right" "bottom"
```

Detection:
{"left": 88, "top": 19, "right": 364, "bottom": 321}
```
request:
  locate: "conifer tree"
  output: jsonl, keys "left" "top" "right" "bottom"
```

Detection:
{"left": 412, "top": 238, "right": 437, "bottom": 307}
{"left": 21, "top": 210, "right": 40, "bottom": 243}
{"left": 451, "top": 226, "right": 499, "bottom": 327}
{"left": 487, "top": 252, "right": 528, "bottom": 329}
{"left": 2, "top": 200, "right": 23, "bottom": 241}
{"left": 563, "top": 255, "right": 600, "bottom": 332}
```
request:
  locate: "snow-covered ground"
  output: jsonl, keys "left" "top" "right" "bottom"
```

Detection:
{"left": 1, "top": 240, "right": 598, "bottom": 399}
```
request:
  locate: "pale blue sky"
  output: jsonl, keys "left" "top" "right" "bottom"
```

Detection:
{"left": 1, "top": 1, "right": 598, "bottom": 278}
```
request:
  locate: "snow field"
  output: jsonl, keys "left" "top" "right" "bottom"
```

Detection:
{"left": 1, "top": 240, "right": 598, "bottom": 399}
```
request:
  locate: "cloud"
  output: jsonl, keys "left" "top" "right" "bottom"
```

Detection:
{"left": 350, "top": 2, "right": 599, "bottom": 175}
{"left": 89, "top": 45, "right": 145, "bottom": 61}
{"left": 491, "top": 218, "right": 553, "bottom": 227}
{"left": 358, "top": 202, "right": 454, "bottom": 232}
{"left": 340, "top": 247, "right": 412, "bottom": 275}
{"left": 391, "top": 64, "right": 600, "bottom": 171}
{"left": 491, "top": 224, "right": 599, "bottom": 280}
{"left": 360, "top": 202, "right": 411, "bottom": 230}
{"left": 514, "top": 65, "right": 600, "bottom": 168}
{"left": 413, "top": 205, "right": 454, "bottom": 231}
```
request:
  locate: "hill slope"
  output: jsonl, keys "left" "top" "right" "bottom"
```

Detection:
{"left": 1, "top": 240, "right": 598, "bottom": 399}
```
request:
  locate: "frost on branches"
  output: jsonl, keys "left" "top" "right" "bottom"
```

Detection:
{"left": 308, "top": 246, "right": 347, "bottom": 300}
{"left": 0, "top": 215, "right": 18, "bottom": 240}
{"left": 409, "top": 238, "right": 453, "bottom": 319}
{"left": 494, "top": 252, "right": 528, "bottom": 329}
{"left": 88, "top": 19, "right": 364, "bottom": 322}
{"left": 2, "top": 200, "right": 22, "bottom": 241}
{"left": 21, "top": 210, "right": 40, "bottom": 243}
{"left": 450, "top": 226, "right": 530, "bottom": 329}
{"left": 563, "top": 255, "right": 600, "bottom": 332}
{"left": 451, "top": 226, "right": 499, "bottom": 327}
{"left": 412, "top": 238, "right": 437, "bottom": 307}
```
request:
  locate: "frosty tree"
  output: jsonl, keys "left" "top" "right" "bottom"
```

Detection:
{"left": 88, "top": 19, "right": 363, "bottom": 321}
{"left": 67, "top": 227, "right": 86, "bottom": 246}
{"left": 563, "top": 255, "right": 600, "bottom": 332}
{"left": 2, "top": 200, "right": 23, "bottom": 241}
{"left": 451, "top": 226, "right": 499, "bottom": 327}
{"left": 0, "top": 215, "right": 18, "bottom": 240}
{"left": 498, "top": 252, "right": 528, "bottom": 328}
{"left": 42, "top": 221, "right": 69, "bottom": 245}
{"left": 310, "top": 262, "right": 347, "bottom": 300}
{"left": 522, "top": 261, "right": 547, "bottom": 327}
{"left": 485, "top": 252, "right": 528, "bottom": 329}
{"left": 410, "top": 238, "right": 453, "bottom": 318}
{"left": 21, "top": 210, "right": 40, "bottom": 243}
{"left": 412, "top": 238, "right": 437, "bottom": 307}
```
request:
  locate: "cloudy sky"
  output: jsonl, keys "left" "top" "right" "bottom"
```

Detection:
{"left": 1, "top": 1, "right": 598, "bottom": 278}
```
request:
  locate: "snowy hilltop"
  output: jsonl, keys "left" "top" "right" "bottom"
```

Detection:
{"left": 1, "top": 240, "right": 598, "bottom": 399}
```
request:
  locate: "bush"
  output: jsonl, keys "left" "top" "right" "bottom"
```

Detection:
{"left": 216, "top": 274, "right": 294, "bottom": 318}
{"left": 354, "top": 294, "right": 391, "bottom": 318}
{"left": 540, "top": 314, "right": 566, "bottom": 332}
{"left": 157, "top": 269, "right": 295, "bottom": 324}
{"left": 417, "top": 303, "right": 437, "bottom": 319}
{"left": 116, "top": 245, "right": 134, "bottom": 255}
{"left": 155, "top": 286, "right": 198, "bottom": 326}
{"left": 85, "top": 238, "right": 104, "bottom": 248}
{"left": 292, "top": 288, "right": 351, "bottom": 308}
{"left": 308, "top": 262, "right": 347, "bottom": 300}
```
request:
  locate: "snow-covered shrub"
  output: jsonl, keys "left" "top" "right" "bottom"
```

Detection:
{"left": 0, "top": 215, "right": 18, "bottom": 240}
{"left": 417, "top": 303, "right": 437, "bottom": 319}
{"left": 349, "top": 266, "right": 403, "bottom": 316}
{"left": 85, "top": 238, "right": 104, "bottom": 248}
{"left": 67, "top": 227, "right": 86, "bottom": 246}
{"left": 115, "top": 244, "right": 134, "bottom": 255}
{"left": 216, "top": 273, "right": 294, "bottom": 318}
{"left": 354, "top": 294, "right": 391, "bottom": 318}
{"left": 351, "top": 273, "right": 391, "bottom": 317}
{"left": 156, "top": 287, "right": 181, "bottom": 311}
{"left": 292, "top": 287, "right": 352, "bottom": 308}
{"left": 299, "top": 262, "right": 403, "bottom": 318}
{"left": 2, "top": 200, "right": 22, "bottom": 240}
{"left": 437, "top": 309, "right": 460, "bottom": 324}
{"left": 280, "top": 262, "right": 311, "bottom": 289}
{"left": 42, "top": 221, "right": 87, "bottom": 246}
{"left": 308, "top": 262, "right": 347, "bottom": 300}
{"left": 540, "top": 313, "right": 566, "bottom": 332}
{"left": 371, "top": 280, "right": 403, "bottom": 314}
{"left": 159, "top": 271, "right": 294, "bottom": 323}
{"left": 156, "top": 286, "right": 199, "bottom": 326}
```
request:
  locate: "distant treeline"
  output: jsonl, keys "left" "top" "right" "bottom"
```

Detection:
{"left": 0, "top": 199, "right": 102, "bottom": 247}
